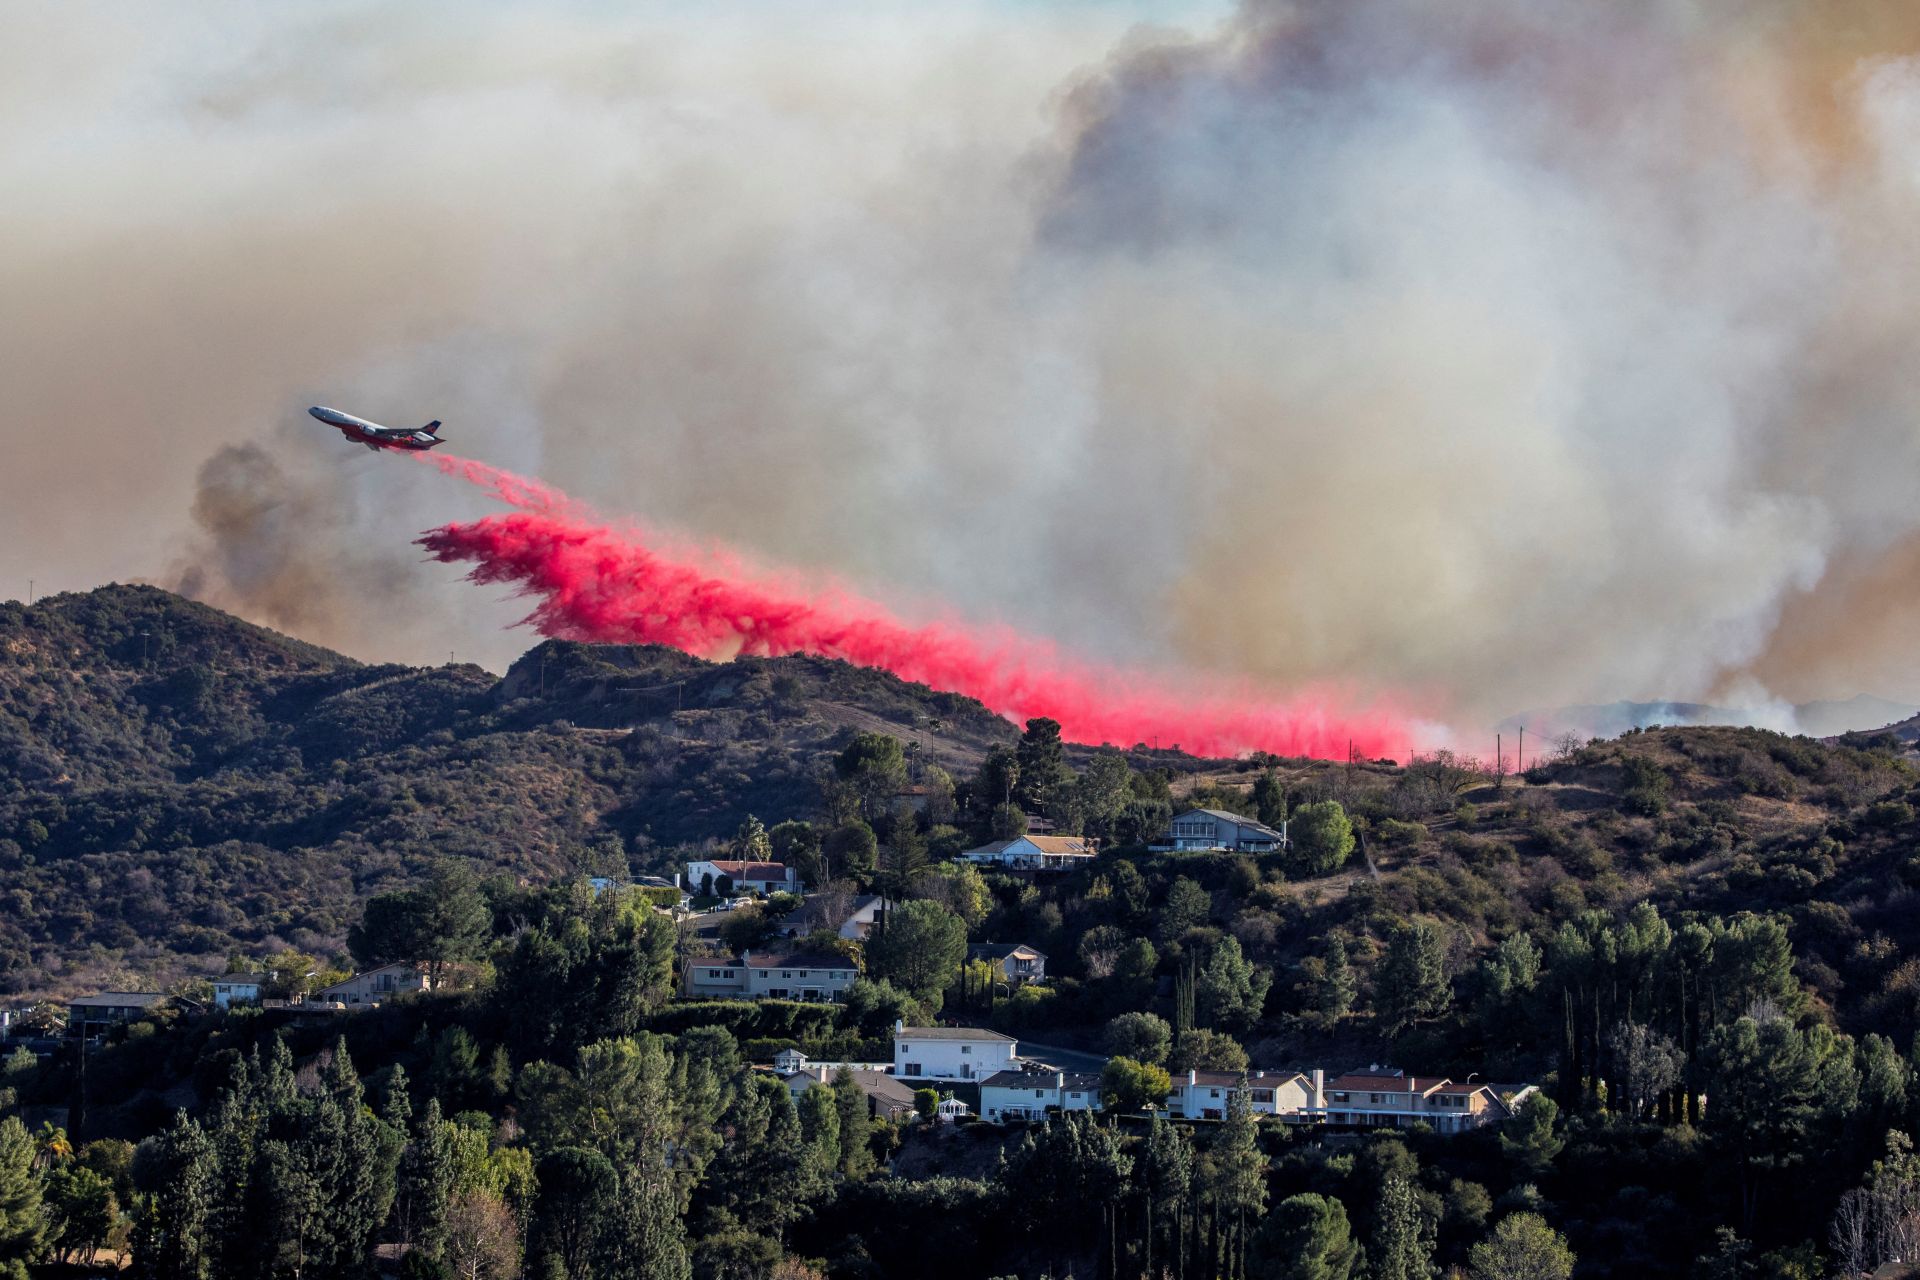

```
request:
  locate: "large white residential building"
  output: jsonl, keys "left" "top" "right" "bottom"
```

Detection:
{"left": 958, "top": 835, "right": 1097, "bottom": 872}
{"left": 980, "top": 1065, "right": 1104, "bottom": 1123}
{"left": 1150, "top": 809, "right": 1288, "bottom": 853}
{"left": 891, "top": 1022, "right": 1019, "bottom": 1082}
{"left": 206, "top": 974, "right": 266, "bottom": 1009}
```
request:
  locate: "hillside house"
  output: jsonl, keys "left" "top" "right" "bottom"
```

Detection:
{"left": 775, "top": 1052, "right": 918, "bottom": 1121}
{"left": 980, "top": 1065, "right": 1104, "bottom": 1123}
{"left": 681, "top": 951, "right": 859, "bottom": 1002}
{"left": 67, "top": 992, "right": 166, "bottom": 1038}
{"left": 967, "top": 943, "right": 1048, "bottom": 984}
{"left": 958, "top": 835, "right": 1097, "bottom": 872}
{"left": 1150, "top": 809, "right": 1288, "bottom": 853}
{"left": 776, "top": 893, "right": 891, "bottom": 942}
{"left": 206, "top": 974, "right": 266, "bottom": 1009}
{"left": 1168, "top": 1069, "right": 1317, "bottom": 1120}
{"left": 892, "top": 1022, "right": 1019, "bottom": 1081}
{"left": 684, "top": 859, "right": 801, "bottom": 897}
{"left": 313, "top": 963, "right": 430, "bottom": 1008}
{"left": 1312, "top": 1068, "right": 1512, "bottom": 1133}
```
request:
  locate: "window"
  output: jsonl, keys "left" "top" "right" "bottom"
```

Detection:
{"left": 782, "top": 971, "right": 792, "bottom": 979}
{"left": 1210, "top": 1089, "right": 1221, "bottom": 1099}
{"left": 800, "top": 970, "right": 810, "bottom": 978}
{"left": 1036, "top": 1088, "right": 1048, "bottom": 1097}
{"left": 961, "top": 1045, "right": 972, "bottom": 1054}
{"left": 1370, "top": 1093, "right": 1384, "bottom": 1104}
{"left": 1252, "top": 1090, "right": 1274, "bottom": 1103}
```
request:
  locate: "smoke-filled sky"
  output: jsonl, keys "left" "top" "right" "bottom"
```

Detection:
{"left": 8, "top": 0, "right": 1920, "bottom": 736}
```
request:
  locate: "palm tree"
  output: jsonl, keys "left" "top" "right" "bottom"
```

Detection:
{"left": 32, "top": 1121, "right": 72, "bottom": 1170}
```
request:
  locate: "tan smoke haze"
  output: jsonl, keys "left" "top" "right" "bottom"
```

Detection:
{"left": 8, "top": 0, "right": 1920, "bottom": 734}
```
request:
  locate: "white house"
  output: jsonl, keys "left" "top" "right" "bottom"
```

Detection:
{"left": 1168, "top": 1068, "right": 1317, "bottom": 1120}
{"left": 892, "top": 1021, "right": 1019, "bottom": 1081}
{"left": 684, "top": 859, "right": 802, "bottom": 897}
{"left": 958, "top": 835, "right": 1097, "bottom": 872}
{"left": 776, "top": 893, "right": 891, "bottom": 942}
{"left": 206, "top": 974, "right": 266, "bottom": 1009}
{"left": 1149, "top": 809, "right": 1288, "bottom": 853}
{"left": 681, "top": 950, "right": 860, "bottom": 1002}
{"left": 980, "top": 1065, "right": 1105, "bottom": 1123}
{"left": 313, "top": 963, "right": 430, "bottom": 1008}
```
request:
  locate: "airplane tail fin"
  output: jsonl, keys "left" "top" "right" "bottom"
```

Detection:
{"left": 423, "top": 420, "right": 443, "bottom": 436}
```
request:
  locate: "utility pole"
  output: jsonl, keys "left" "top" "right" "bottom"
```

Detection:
{"left": 27, "top": 580, "right": 32, "bottom": 605}
{"left": 1518, "top": 725, "right": 1525, "bottom": 774}
{"left": 139, "top": 630, "right": 150, "bottom": 666}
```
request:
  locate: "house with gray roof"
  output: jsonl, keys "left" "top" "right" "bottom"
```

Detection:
{"left": 1150, "top": 808, "right": 1289, "bottom": 853}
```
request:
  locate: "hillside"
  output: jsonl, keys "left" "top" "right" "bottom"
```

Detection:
{"left": 0, "top": 585, "right": 1027, "bottom": 996}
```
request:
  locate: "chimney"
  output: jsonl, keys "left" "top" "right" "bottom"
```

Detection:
{"left": 894, "top": 1018, "right": 905, "bottom": 1035}
{"left": 1312, "top": 1069, "right": 1325, "bottom": 1110}
{"left": 1188, "top": 1070, "right": 1198, "bottom": 1086}
{"left": 1057, "top": 1072, "right": 1065, "bottom": 1089}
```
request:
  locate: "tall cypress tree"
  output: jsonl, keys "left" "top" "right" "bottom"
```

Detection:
{"left": 1370, "top": 1174, "right": 1437, "bottom": 1280}
{"left": 0, "top": 1116, "right": 45, "bottom": 1280}
{"left": 397, "top": 1098, "right": 456, "bottom": 1259}
{"left": 130, "top": 1111, "right": 215, "bottom": 1280}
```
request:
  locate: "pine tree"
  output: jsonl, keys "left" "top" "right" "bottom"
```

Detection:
{"left": 830, "top": 1070, "right": 873, "bottom": 1180}
{"left": 1210, "top": 1088, "right": 1269, "bottom": 1278}
{"left": 600, "top": 1172, "right": 689, "bottom": 1280}
{"left": 1317, "top": 934, "right": 1356, "bottom": 1021}
{"left": 0, "top": 1116, "right": 45, "bottom": 1280}
{"left": 1377, "top": 920, "right": 1451, "bottom": 1036}
{"left": 399, "top": 1099, "right": 457, "bottom": 1259}
{"left": 1138, "top": 1119, "right": 1194, "bottom": 1280}
{"left": 130, "top": 1111, "right": 215, "bottom": 1280}
{"left": 1371, "top": 1175, "right": 1437, "bottom": 1280}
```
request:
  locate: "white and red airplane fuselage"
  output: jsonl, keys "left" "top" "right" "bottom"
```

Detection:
{"left": 309, "top": 405, "right": 445, "bottom": 452}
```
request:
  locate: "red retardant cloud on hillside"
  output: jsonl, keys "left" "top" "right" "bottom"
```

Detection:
{"left": 413, "top": 452, "right": 1410, "bottom": 760}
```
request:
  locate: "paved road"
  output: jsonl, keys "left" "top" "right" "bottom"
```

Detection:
{"left": 1016, "top": 1041, "right": 1109, "bottom": 1074}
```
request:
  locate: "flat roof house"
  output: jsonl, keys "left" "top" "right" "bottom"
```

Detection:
{"left": 958, "top": 835, "right": 1097, "bottom": 873}
{"left": 892, "top": 1022, "right": 1019, "bottom": 1082}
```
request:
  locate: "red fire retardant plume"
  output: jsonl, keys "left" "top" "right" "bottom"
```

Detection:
{"left": 413, "top": 453, "right": 1408, "bottom": 760}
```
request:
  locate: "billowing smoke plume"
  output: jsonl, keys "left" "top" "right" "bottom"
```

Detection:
{"left": 414, "top": 452, "right": 1408, "bottom": 758}
{"left": 10, "top": 2, "right": 1920, "bottom": 731}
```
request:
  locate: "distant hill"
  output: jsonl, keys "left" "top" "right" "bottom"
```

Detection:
{"left": 0, "top": 584, "right": 1029, "bottom": 996}
{"left": 1497, "top": 693, "right": 1919, "bottom": 744}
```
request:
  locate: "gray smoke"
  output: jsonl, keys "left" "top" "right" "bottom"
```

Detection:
{"left": 7, "top": 1, "right": 1920, "bottom": 733}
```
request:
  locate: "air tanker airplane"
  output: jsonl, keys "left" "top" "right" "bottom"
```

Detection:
{"left": 309, "top": 405, "right": 446, "bottom": 452}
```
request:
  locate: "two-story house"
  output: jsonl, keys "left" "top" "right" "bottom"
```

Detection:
{"left": 67, "top": 992, "right": 167, "bottom": 1038}
{"left": 892, "top": 1021, "right": 1019, "bottom": 1081}
{"left": 1167, "top": 1069, "right": 1317, "bottom": 1120}
{"left": 1313, "top": 1068, "right": 1511, "bottom": 1133}
{"left": 967, "top": 943, "right": 1048, "bottom": 984}
{"left": 1150, "top": 809, "right": 1288, "bottom": 853}
{"left": 980, "top": 1065, "right": 1104, "bottom": 1123}
{"left": 958, "top": 835, "right": 1097, "bottom": 872}
{"left": 684, "top": 859, "right": 802, "bottom": 897}
{"left": 681, "top": 951, "right": 860, "bottom": 1002}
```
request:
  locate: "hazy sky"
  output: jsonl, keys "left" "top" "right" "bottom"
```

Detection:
{"left": 8, "top": 0, "right": 1920, "bottom": 733}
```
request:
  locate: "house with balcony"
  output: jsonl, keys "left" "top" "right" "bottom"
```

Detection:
{"left": 891, "top": 1021, "right": 1019, "bottom": 1082}
{"left": 980, "top": 1064, "right": 1104, "bottom": 1123}
{"left": 67, "top": 992, "right": 167, "bottom": 1039}
{"left": 1150, "top": 809, "right": 1288, "bottom": 853}
{"left": 958, "top": 834, "right": 1097, "bottom": 872}
{"left": 313, "top": 963, "right": 430, "bottom": 1008}
{"left": 1311, "top": 1067, "right": 1512, "bottom": 1133}
{"left": 967, "top": 943, "right": 1048, "bottom": 984}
